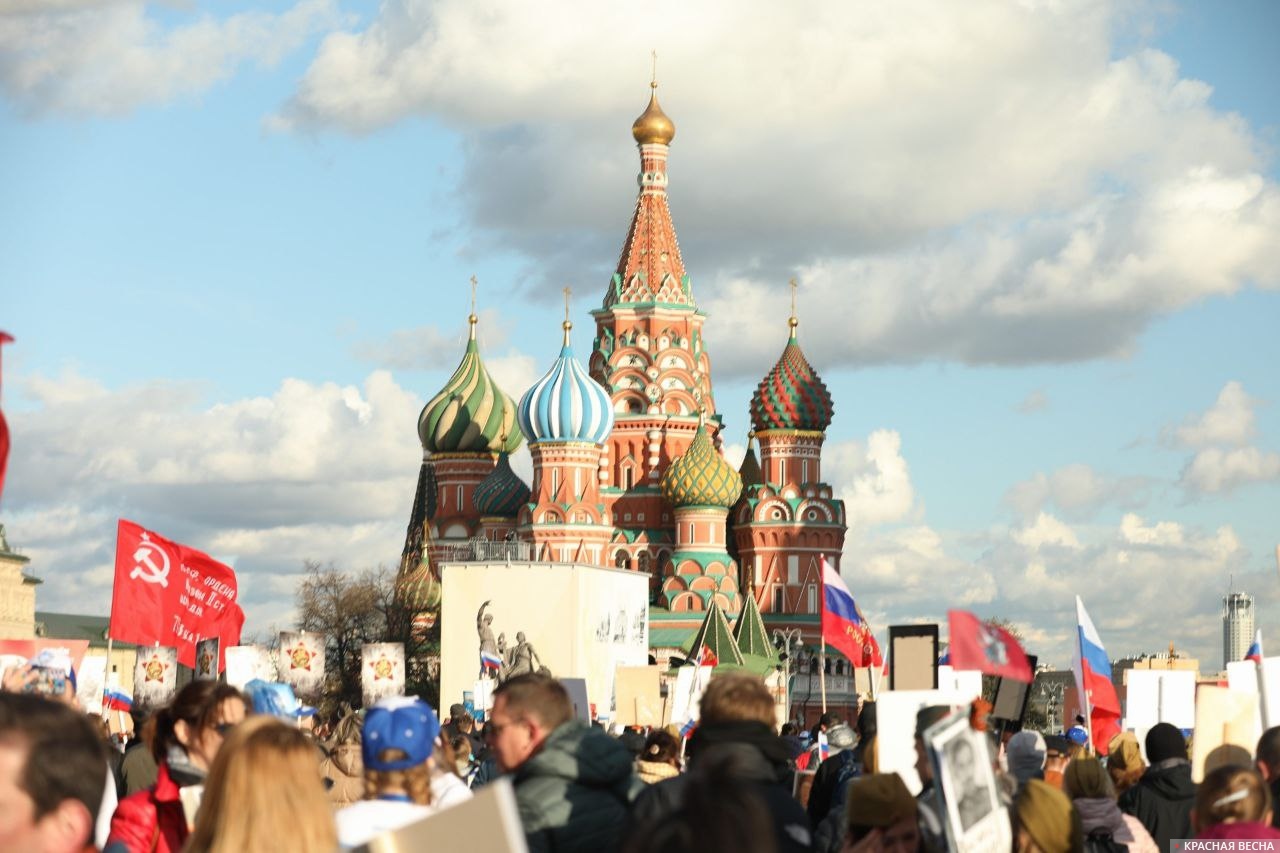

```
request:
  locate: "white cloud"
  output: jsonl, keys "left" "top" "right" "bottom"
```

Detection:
{"left": 4, "top": 367, "right": 429, "bottom": 627}
{"left": 1169, "top": 381, "right": 1280, "bottom": 495}
{"left": 0, "top": 0, "right": 341, "bottom": 116}
{"left": 826, "top": 429, "right": 917, "bottom": 528}
{"left": 1012, "top": 512, "right": 1082, "bottom": 550}
{"left": 275, "top": 0, "right": 1279, "bottom": 370}
{"left": 1004, "top": 462, "right": 1151, "bottom": 521}
{"left": 1180, "top": 446, "right": 1280, "bottom": 495}
{"left": 1172, "top": 380, "right": 1259, "bottom": 448}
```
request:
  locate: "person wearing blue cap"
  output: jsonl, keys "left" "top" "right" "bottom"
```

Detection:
{"left": 333, "top": 697, "right": 442, "bottom": 849}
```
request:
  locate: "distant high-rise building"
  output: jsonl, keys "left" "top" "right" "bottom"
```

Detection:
{"left": 1224, "top": 591, "right": 1255, "bottom": 669}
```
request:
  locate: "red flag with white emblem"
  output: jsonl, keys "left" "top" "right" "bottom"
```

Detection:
{"left": 110, "top": 519, "right": 243, "bottom": 670}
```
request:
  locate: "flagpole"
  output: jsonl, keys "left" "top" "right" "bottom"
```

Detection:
{"left": 1256, "top": 630, "right": 1270, "bottom": 730}
{"left": 820, "top": 643, "right": 828, "bottom": 714}
{"left": 1076, "top": 603, "right": 1094, "bottom": 753}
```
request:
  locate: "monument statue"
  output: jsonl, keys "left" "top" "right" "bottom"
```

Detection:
{"left": 502, "top": 631, "right": 549, "bottom": 680}
{"left": 477, "top": 601, "right": 500, "bottom": 677}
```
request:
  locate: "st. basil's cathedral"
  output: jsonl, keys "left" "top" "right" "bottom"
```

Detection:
{"left": 396, "top": 82, "right": 852, "bottom": 688}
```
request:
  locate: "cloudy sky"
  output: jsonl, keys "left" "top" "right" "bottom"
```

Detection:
{"left": 3, "top": 0, "right": 1277, "bottom": 669}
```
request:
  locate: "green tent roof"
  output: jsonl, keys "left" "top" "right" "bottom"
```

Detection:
{"left": 683, "top": 600, "right": 745, "bottom": 668}
{"left": 732, "top": 592, "right": 776, "bottom": 660}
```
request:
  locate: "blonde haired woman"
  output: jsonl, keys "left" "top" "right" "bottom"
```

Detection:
{"left": 184, "top": 716, "right": 336, "bottom": 853}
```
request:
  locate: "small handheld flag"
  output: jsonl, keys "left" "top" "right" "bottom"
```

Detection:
{"left": 104, "top": 688, "right": 133, "bottom": 713}
{"left": 1246, "top": 631, "right": 1263, "bottom": 665}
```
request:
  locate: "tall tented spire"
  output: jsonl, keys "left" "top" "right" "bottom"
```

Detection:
{"left": 605, "top": 81, "right": 691, "bottom": 309}
{"left": 685, "top": 599, "right": 744, "bottom": 668}
{"left": 732, "top": 590, "right": 774, "bottom": 659}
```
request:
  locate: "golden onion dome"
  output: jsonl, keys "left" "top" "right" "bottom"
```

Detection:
{"left": 632, "top": 84, "right": 675, "bottom": 146}
{"left": 661, "top": 422, "right": 742, "bottom": 509}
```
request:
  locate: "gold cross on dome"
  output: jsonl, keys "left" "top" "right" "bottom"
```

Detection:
{"left": 651, "top": 50, "right": 658, "bottom": 88}
{"left": 789, "top": 277, "right": 798, "bottom": 319}
{"left": 470, "top": 275, "right": 478, "bottom": 314}
{"left": 563, "top": 286, "right": 572, "bottom": 323}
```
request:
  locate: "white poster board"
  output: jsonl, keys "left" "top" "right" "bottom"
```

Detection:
{"left": 1124, "top": 670, "right": 1196, "bottom": 736}
{"left": 1192, "top": 686, "right": 1259, "bottom": 783}
{"left": 615, "top": 666, "right": 663, "bottom": 727}
{"left": 77, "top": 655, "right": 108, "bottom": 715}
{"left": 225, "top": 645, "right": 275, "bottom": 690}
{"left": 560, "top": 678, "right": 591, "bottom": 723}
{"left": 938, "top": 666, "right": 984, "bottom": 703}
{"left": 1227, "top": 658, "right": 1280, "bottom": 732}
{"left": 362, "top": 643, "right": 406, "bottom": 707}
{"left": 669, "top": 665, "right": 714, "bottom": 732}
{"left": 876, "top": 689, "right": 967, "bottom": 795}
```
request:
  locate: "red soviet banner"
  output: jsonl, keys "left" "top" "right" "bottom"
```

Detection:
{"left": 109, "top": 519, "right": 244, "bottom": 670}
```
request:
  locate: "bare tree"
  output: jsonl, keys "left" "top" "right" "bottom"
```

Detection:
{"left": 293, "top": 560, "right": 436, "bottom": 715}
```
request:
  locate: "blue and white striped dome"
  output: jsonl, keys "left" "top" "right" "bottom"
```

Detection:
{"left": 518, "top": 323, "right": 615, "bottom": 445}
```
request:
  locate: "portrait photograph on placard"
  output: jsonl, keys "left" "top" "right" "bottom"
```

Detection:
{"left": 133, "top": 646, "right": 178, "bottom": 713}
{"left": 195, "top": 637, "right": 220, "bottom": 681}
{"left": 278, "top": 631, "right": 326, "bottom": 699}
{"left": 925, "top": 711, "right": 1009, "bottom": 852}
{"left": 361, "top": 643, "right": 405, "bottom": 707}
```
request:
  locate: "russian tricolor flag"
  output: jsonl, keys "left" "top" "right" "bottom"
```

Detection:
{"left": 1246, "top": 631, "right": 1263, "bottom": 665}
{"left": 481, "top": 651, "right": 503, "bottom": 673}
{"left": 104, "top": 688, "right": 132, "bottom": 713}
{"left": 1071, "top": 596, "right": 1121, "bottom": 755}
{"left": 821, "top": 556, "right": 882, "bottom": 667}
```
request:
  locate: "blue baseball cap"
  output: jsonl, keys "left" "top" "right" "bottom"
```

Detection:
{"left": 1066, "top": 726, "right": 1089, "bottom": 746}
{"left": 244, "top": 680, "right": 318, "bottom": 719}
{"left": 363, "top": 697, "right": 440, "bottom": 772}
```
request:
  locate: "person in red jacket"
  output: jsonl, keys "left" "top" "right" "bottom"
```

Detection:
{"left": 105, "top": 681, "right": 246, "bottom": 853}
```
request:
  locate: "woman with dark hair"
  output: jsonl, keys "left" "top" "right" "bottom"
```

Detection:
{"left": 105, "top": 681, "right": 246, "bottom": 853}
{"left": 636, "top": 730, "right": 682, "bottom": 784}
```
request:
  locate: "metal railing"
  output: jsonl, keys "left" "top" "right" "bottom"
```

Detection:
{"left": 438, "top": 538, "right": 537, "bottom": 563}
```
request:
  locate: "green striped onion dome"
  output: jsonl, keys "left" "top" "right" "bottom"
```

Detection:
{"left": 749, "top": 323, "right": 833, "bottom": 432}
{"left": 397, "top": 562, "right": 441, "bottom": 614}
{"left": 418, "top": 320, "right": 524, "bottom": 454}
{"left": 661, "top": 423, "right": 743, "bottom": 509}
{"left": 473, "top": 452, "right": 531, "bottom": 517}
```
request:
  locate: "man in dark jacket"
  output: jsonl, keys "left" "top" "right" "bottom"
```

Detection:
{"left": 628, "top": 672, "right": 812, "bottom": 853}
{"left": 1119, "top": 722, "right": 1196, "bottom": 849}
{"left": 487, "top": 673, "right": 641, "bottom": 853}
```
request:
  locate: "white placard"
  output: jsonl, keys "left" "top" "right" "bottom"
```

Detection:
{"left": 225, "top": 645, "right": 275, "bottom": 690}
{"left": 76, "top": 655, "right": 108, "bottom": 715}
{"left": 669, "top": 665, "right": 714, "bottom": 732}
{"left": 876, "top": 689, "right": 969, "bottom": 795}
{"left": 938, "top": 666, "right": 984, "bottom": 703}
{"left": 1124, "top": 670, "right": 1196, "bottom": 734}
{"left": 1227, "top": 657, "right": 1280, "bottom": 733}
{"left": 560, "top": 678, "right": 591, "bottom": 723}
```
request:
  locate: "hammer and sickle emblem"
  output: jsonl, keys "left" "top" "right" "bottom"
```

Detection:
{"left": 130, "top": 541, "right": 171, "bottom": 588}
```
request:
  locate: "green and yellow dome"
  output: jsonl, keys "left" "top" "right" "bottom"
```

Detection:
{"left": 661, "top": 423, "right": 743, "bottom": 509}
{"left": 418, "top": 315, "right": 524, "bottom": 454}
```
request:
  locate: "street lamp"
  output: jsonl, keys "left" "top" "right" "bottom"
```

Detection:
{"left": 773, "top": 628, "right": 803, "bottom": 724}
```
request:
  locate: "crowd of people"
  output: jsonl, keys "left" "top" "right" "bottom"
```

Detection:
{"left": 5, "top": 666, "right": 1280, "bottom": 852}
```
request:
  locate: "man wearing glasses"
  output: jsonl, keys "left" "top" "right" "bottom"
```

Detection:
{"left": 484, "top": 674, "right": 641, "bottom": 853}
